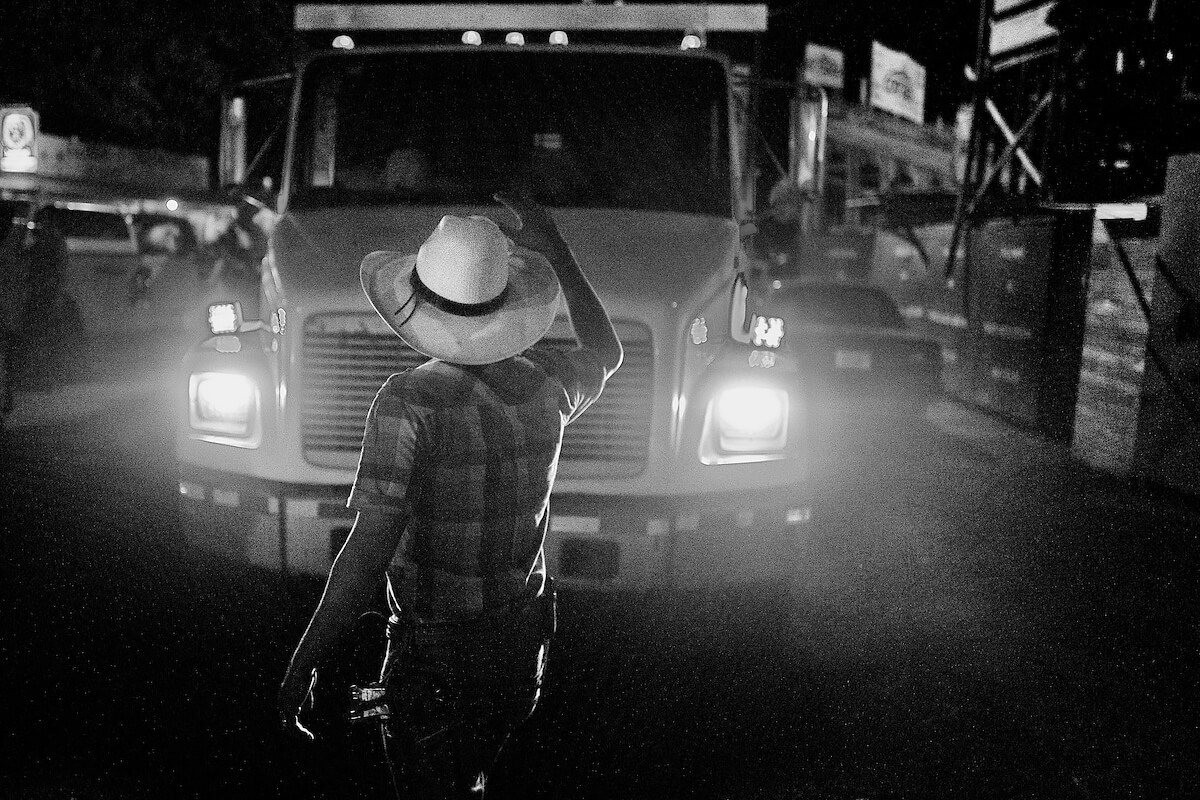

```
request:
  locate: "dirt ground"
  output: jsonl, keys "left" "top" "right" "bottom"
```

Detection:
{"left": 2, "top": 379, "right": 1197, "bottom": 799}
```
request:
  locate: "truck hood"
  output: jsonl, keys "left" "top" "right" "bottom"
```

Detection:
{"left": 270, "top": 205, "right": 739, "bottom": 317}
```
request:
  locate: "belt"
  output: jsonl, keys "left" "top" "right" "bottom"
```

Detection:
{"left": 388, "top": 582, "right": 551, "bottom": 637}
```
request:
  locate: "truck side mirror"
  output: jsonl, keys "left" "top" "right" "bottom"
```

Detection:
{"left": 739, "top": 217, "right": 759, "bottom": 242}
{"left": 218, "top": 74, "right": 292, "bottom": 197}
{"left": 729, "top": 271, "right": 752, "bottom": 344}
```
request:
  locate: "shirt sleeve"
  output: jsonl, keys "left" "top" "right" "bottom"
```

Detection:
{"left": 347, "top": 374, "right": 425, "bottom": 513}
{"left": 524, "top": 345, "right": 610, "bottom": 425}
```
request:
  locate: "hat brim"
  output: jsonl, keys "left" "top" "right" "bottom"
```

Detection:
{"left": 360, "top": 245, "right": 561, "bottom": 365}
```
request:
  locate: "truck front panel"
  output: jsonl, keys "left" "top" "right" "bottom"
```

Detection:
{"left": 178, "top": 44, "right": 812, "bottom": 588}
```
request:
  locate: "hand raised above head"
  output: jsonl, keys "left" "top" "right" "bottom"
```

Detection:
{"left": 493, "top": 192, "right": 568, "bottom": 258}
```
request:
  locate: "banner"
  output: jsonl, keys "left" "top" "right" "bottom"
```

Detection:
{"left": 869, "top": 41, "right": 926, "bottom": 124}
{"left": 803, "top": 43, "right": 844, "bottom": 90}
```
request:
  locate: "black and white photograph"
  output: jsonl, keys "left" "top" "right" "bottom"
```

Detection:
{"left": 2, "top": 1, "right": 1198, "bottom": 798}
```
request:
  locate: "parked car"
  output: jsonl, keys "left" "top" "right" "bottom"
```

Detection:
{"left": 41, "top": 206, "right": 140, "bottom": 335}
{"left": 761, "top": 280, "right": 944, "bottom": 420}
{"left": 42, "top": 206, "right": 205, "bottom": 372}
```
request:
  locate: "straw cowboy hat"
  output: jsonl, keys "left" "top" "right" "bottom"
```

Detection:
{"left": 360, "top": 214, "right": 560, "bottom": 364}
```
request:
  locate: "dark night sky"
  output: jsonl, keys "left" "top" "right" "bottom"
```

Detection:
{"left": 0, "top": 1, "right": 978, "bottom": 157}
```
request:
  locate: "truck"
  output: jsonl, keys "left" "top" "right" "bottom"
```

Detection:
{"left": 175, "top": 3, "right": 823, "bottom": 589}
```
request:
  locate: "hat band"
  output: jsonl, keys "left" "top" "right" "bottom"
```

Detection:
{"left": 395, "top": 268, "right": 510, "bottom": 325}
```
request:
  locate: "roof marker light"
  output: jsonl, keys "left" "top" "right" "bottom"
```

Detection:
{"left": 332, "top": 34, "right": 355, "bottom": 49}
{"left": 462, "top": 30, "right": 482, "bottom": 45}
{"left": 505, "top": 31, "right": 525, "bottom": 45}
{"left": 549, "top": 30, "right": 569, "bottom": 45}
{"left": 681, "top": 33, "right": 704, "bottom": 50}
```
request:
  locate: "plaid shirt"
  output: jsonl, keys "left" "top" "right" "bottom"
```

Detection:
{"left": 348, "top": 346, "right": 607, "bottom": 621}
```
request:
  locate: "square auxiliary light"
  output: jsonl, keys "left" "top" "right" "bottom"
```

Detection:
{"left": 207, "top": 302, "right": 242, "bottom": 335}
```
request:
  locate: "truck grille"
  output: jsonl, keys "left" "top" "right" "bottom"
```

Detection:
{"left": 301, "top": 314, "right": 652, "bottom": 476}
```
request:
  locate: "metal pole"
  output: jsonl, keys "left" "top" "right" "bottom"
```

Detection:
{"left": 748, "top": 33, "right": 763, "bottom": 214}
{"left": 945, "top": 0, "right": 994, "bottom": 280}
{"left": 964, "top": 65, "right": 1043, "bottom": 187}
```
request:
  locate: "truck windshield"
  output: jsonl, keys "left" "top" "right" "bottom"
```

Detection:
{"left": 291, "top": 49, "right": 731, "bottom": 216}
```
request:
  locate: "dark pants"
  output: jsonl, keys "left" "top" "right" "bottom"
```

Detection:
{"left": 381, "top": 593, "right": 554, "bottom": 799}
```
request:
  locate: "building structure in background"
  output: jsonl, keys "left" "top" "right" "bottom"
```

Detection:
{"left": 766, "top": 0, "right": 1196, "bottom": 497}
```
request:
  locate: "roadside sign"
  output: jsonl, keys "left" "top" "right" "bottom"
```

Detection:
{"left": 803, "top": 43, "right": 844, "bottom": 90}
{"left": 1, "top": 106, "right": 39, "bottom": 173}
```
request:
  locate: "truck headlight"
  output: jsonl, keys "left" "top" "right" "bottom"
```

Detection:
{"left": 698, "top": 384, "right": 791, "bottom": 465}
{"left": 714, "top": 386, "right": 789, "bottom": 452}
{"left": 189, "top": 371, "right": 260, "bottom": 443}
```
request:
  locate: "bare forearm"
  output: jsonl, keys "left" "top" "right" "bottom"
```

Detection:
{"left": 283, "top": 561, "right": 378, "bottom": 679}
{"left": 493, "top": 192, "right": 621, "bottom": 373}
{"left": 543, "top": 240, "right": 623, "bottom": 374}
{"left": 282, "top": 510, "right": 401, "bottom": 683}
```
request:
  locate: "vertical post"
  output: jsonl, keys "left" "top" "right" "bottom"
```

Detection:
{"left": 219, "top": 95, "right": 248, "bottom": 187}
{"left": 278, "top": 496, "right": 290, "bottom": 581}
{"left": 1133, "top": 154, "right": 1200, "bottom": 493}
{"left": 789, "top": 78, "right": 828, "bottom": 236}
{"left": 957, "top": 0, "right": 996, "bottom": 404}
{"left": 747, "top": 33, "right": 763, "bottom": 216}
{"left": 812, "top": 86, "right": 828, "bottom": 235}
{"left": 1039, "top": 207, "right": 1094, "bottom": 442}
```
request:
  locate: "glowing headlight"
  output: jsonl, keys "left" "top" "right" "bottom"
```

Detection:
{"left": 715, "top": 386, "right": 788, "bottom": 453}
{"left": 190, "top": 372, "right": 259, "bottom": 441}
{"left": 196, "top": 374, "right": 253, "bottom": 423}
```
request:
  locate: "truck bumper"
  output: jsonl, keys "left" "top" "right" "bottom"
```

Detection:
{"left": 177, "top": 467, "right": 814, "bottom": 591}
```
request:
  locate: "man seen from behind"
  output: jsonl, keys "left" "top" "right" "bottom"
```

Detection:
{"left": 278, "top": 191, "right": 622, "bottom": 799}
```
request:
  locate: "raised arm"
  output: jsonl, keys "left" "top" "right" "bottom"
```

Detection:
{"left": 494, "top": 193, "right": 623, "bottom": 377}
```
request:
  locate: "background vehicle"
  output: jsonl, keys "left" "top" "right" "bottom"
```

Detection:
{"left": 47, "top": 205, "right": 139, "bottom": 349}
{"left": 35, "top": 205, "right": 208, "bottom": 374}
{"left": 762, "top": 279, "right": 943, "bottom": 424}
{"left": 177, "top": 4, "right": 820, "bottom": 589}
{"left": 1, "top": 113, "right": 217, "bottom": 383}
{"left": 760, "top": 0, "right": 1196, "bottom": 497}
